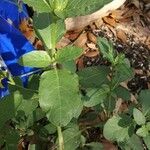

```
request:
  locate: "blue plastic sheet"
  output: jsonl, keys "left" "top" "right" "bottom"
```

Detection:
{"left": 0, "top": 0, "right": 37, "bottom": 98}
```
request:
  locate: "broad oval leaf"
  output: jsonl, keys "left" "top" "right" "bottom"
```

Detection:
{"left": 62, "top": 0, "right": 112, "bottom": 18}
{"left": 23, "top": 0, "right": 52, "bottom": 13}
{"left": 83, "top": 85, "right": 109, "bottom": 107}
{"left": 133, "top": 108, "right": 146, "bottom": 126}
{"left": 143, "top": 136, "right": 150, "bottom": 149}
{"left": 103, "top": 115, "right": 133, "bottom": 142}
{"left": 33, "top": 14, "right": 65, "bottom": 50}
{"left": 0, "top": 85, "right": 38, "bottom": 129}
{"left": 58, "top": 124, "right": 81, "bottom": 150}
{"left": 114, "top": 86, "right": 131, "bottom": 101}
{"left": 5, "top": 131, "right": 20, "bottom": 150}
{"left": 119, "top": 134, "right": 143, "bottom": 150}
{"left": 39, "top": 69, "right": 83, "bottom": 126}
{"left": 49, "top": 0, "right": 68, "bottom": 11}
{"left": 19, "top": 51, "right": 52, "bottom": 68}
{"left": 98, "top": 37, "right": 115, "bottom": 63}
{"left": 77, "top": 66, "right": 110, "bottom": 88}
{"left": 55, "top": 46, "right": 83, "bottom": 63}
{"left": 139, "top": 89, "right": 150, "bottom": 116}
{"left": 136, "top": 126, "right": 149, "bottom": 137}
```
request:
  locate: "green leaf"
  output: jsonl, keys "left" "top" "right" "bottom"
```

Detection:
{"left": 83, "top": 84, "right": 109, "bottom": 107}
{"left": 62, "top": 0, "right": 112, "bottom": 18}
{"left": 62, "top": 60, "right": 76, "bottom": 73}
{"left": 143, "top": 136, "right": 150, "bottom": 150}
{"left": 48, "top": 0, "right": 68, "bottom": 18}
{"left": 33, "top": 14, "right": 65, "bottom": 50}
{"left": 10, "top": 85, "right": 38, "bottom": 116}
{"left": 136, "top": 126, "right": 149, "bottom": 137}
{"left": 44, "top": 123, "right": 57, "bottom": 134}
{"left": 113, "top": 62, "right": 133, "bottom": 83}
{"left": 103, "top": 115, "right": 133, "bottom": 142}
{"left": 146, "top": 122, "right": 150, "bottom": 131}
{"left": 39, "top": 69, "right": 83, "bottom": 126}
{"left": 86, "top": 142, "right": 103, "bottom": 150}
{"left": 27, "top": 74, "right": 40, "bottom": 91}
{"left": 19, "top": 51, "right": 52, "bottom": 68}
{"left": 78, "top": 66, "right": 110, "bottom": 88}
{"left": 127, "top": 134, "right": 143, "bottom": 150}
{"left": 5, "top": 130, "right": 20, "bottom": 150}
{"left": 61, "top": 124, "right": 81, "bottom": 150}
{"left": 28, "top": 144, "right": 36, "bottom": 150}
{"left": 139, "top": 89, "right": 150, "bottom": 116}
{"left": 49, "top": 0, "right": 68, "bottom": 10}
{"left": 55, "top": 46, "right": 83, "bottom": 63}
{"left": 0, "top": 86, "right": 38, "bottom": 128}
{"left": 114, "top": 86, "right": 131, "bottom": 101}
{"left": 119, "top": 134, "right": 143, "bottom": 150}
{"left": 133, "top": 108, "right": 146, "bottom": 125}
{"left": 23, "top": 0, "right": 52, "bottom": 13}
{"left": 0, "top": 98, "right": 15, "bottom": 129}
{"left": 0, "top": 70, "right": 7, "bottom": 88}
{"left": 98, "top": 37, "right": 115, "bottom": 63}
{"left": 112, "top": 61, "right": 133, "bottom": 86}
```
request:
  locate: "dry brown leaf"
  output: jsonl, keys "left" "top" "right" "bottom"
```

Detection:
{"left": 76, "top": 57, "right": 84, "bottom": 70}
{"left": 131, "top": 94, "right": 138, "bottom": 104}
{"left": 34, "top": 39, "right": 44, "bottom": 50}
{"left": 116, "top": 29, "right": 127, "bottom": 43}
{"left": 110, "top": 10, "right": 123, "bottom": 20}
{"left": 120, "top": 82, "right": 129, "bottom": 89}
{"left": 56, "top": 37, "right": 71, "bottom": 49}
{"left": 95, "top": 18, "right": 103, "bottom": 28}
{"left": 64, "top": 30, "right": 82, "bottom": 41}
{"left": 131, "top": 0, "right": 140, "bottom": 8}
{"left": 101, "top": 139, "right": 118, "bottom": 150}
{"left": 19, "top": 19, "right": 35, "bottom": 43}
{"left": 84, "top": 50, "right": 99, "bottom": 57}
{"left": 87, "top": 32, "right": 97, "bottom": 43}
{"left": 134, "top": 69, "right": 144, "bottom": 75}
{"left": 23, "top": 31, "right": 35, "bottom": 43}
{"left": 103, "top": 16, "right": 117, "bottom": 27}
{"left": 74, "top": 32, "right": 87, "bottom": 48}
{"left": 86, "top": 43, "right": 97, "bottom": 49}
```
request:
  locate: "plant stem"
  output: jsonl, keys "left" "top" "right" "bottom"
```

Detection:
{"left": 57, "top": 126, "right": 64, "bottom": 150}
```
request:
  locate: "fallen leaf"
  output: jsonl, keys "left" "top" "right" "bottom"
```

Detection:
{"left": 87, "top": 32, "right": 97, "bottom": 44}
{"left": 65, "top": 30, "right": 81, "bottom": 41}
{"left": 86, "top": 43, "right": 97, "bottom": 49}
{"left": 76, "top": 56, "right": 84, "bottom": 70}
{"left": 56, "top": 37, "right": 71, "bottom": 49}
{"left": 116, "top": 29, "right": 127, "bottom": 43}
{"left": 101, "top": 139, "right": 118, "bottom": 150}
{"left": 19, "top": 19, "right": 35, "bottom": 43}
{"left": 84, "top": 50, "right": 99, "bottom": 57}
{"left": 103, "top": 16, "right": 117, "bottom": 27}
{"left": 131, "top": 0, "right": 140, "bottom": 8}
{"left": 74, "top": 32, "right": 87, "bottom": 48}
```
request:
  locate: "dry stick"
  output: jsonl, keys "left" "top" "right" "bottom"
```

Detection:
{"left": 65, "top": 0, "right": 126, "bottom": 31}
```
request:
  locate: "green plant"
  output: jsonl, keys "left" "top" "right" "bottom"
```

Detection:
{"left": 0, "top": 0, "right": 150, "bottom": 150}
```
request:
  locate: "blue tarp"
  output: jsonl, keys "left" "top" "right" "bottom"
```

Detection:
{"left": 0, "top": 0, "right": 37, "bottom": 98}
